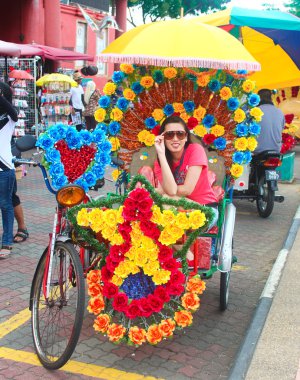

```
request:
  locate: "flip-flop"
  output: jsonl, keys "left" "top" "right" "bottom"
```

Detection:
{"left": 0, "top": 246, "right": 13, "bottom": 259}
{"left": 13, "top": 229, "right": 29, "bottom": 243}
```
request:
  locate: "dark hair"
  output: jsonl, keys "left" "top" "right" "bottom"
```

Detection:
{"left": 258, "top": 89, "right": 273, "bottom": 106}
{"left": 159, "top": 115, "right": 191, "bottom": 173}
{"left": 0, "top": 82, "right": 13, "bottom": 104}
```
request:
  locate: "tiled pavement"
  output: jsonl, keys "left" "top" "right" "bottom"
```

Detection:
{"left": 1, "top": 146, "right": 300, "bottom": 380}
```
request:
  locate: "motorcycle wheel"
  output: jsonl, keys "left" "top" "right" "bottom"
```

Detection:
{"left": 256, "top": 175, "right": 275, "bottom": 218}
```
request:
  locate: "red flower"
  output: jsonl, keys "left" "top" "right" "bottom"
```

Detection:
{"left": 202, "top": 133, "right": 217, "bottom": 145}
{"left": 137, "top": 198, "right": 153, "bottom": 213}
{"left": 158, "top": 245, "right": 173, "bottom": 261}
{"left": 101, "top": 266, "right": 113, "bottom": 282}
{"left": 154, "top": 286, "right": 170, "bottom": 303}
{"left": 118, "top": 222, "right": 132, "bottom": 240}
{"left": 167, "top": 284, "right": 185, "bottom": 296}
{"left": 126, "top": 300, "right": 141, "bottom": 319}
{"left": 112, "top": 293, "right": 129, "bottom": 312}
{"left": 139, "top": 298, "right": 153, "bottom": 317}
{"left": 109, "top": 246, "right": 125, "bottom": 263}
{"left": 140, "top": 221, "right": 161, "bottom": 239}
{"left": 169, "top": 270, "right": 186, "bottom": 286}
{"left": 147, "top": 295, "right": 164, "bottom": 312}
{"left": 151, "top": 125, "right": 161, "bottom": 136}
{"left": 284, "top": 113, "right": 294, "bottom": 124}
{"left": 102, "top": 282, "right": 119, "bottom": 299}
{"left": 187, "top": 117, "right": 199, "bottom": 130}
{"left": 161, "top": 258, "right": 181, "bottom": 272}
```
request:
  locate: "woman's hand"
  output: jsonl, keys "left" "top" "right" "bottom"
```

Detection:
{"left": 154, "top": 134, "right": 165, "bottom": 156}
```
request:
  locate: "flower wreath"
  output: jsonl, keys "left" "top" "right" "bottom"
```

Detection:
{"left": 95, "top": 65, "right": 263, "bottom": 179}
{"left": 36, "top": 123, "right": 112, "bottom": 191}
{"left": 67, "top": 175, "right": 214, "bottom": 345}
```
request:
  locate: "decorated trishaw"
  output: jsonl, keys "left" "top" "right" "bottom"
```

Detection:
{"left": 29, "top": 18, "right": 262, "bottom": 370}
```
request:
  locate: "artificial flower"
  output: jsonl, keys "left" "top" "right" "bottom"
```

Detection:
{"left": 128, "top": 326, "right": 147, "bottom": 345}
{"left": 123, "top": 88, "right": 136, "bottom": 101}
{"left": 193, "top": 106, "right": 206, "bottom": 121}
{"left": 107, "top": 323, "right": 126, "bottom": 342}
{"left": 159, "top": 319, "right": 176, "bottom": 338}
{"left": 93, "top": 314, "right": 110, "bottom": 333}
{"left": 173, "top": 102, "right": 185, "bottom": 113}
{"left": 250, "top": 107, "right": 264, "bottom": 122}
{"left": 233, "top": 108, "right": 246, "bottom": 123}
{"left": 163, "top": 67, "right": 177, "bottom": 79}
{"left": 140, "top": 76, "right": 154, "bottom": 88}
{"left": 234, "top": 137, "right": 248, "bottom": 151}
{"left": 174, "top": 310, "right": 193, "bottom": 327}
{"left": 181, "top": 292, "right": 200, "bottom": 311}
{"left": 242, "top": 79, "right": 256, "bottom": 93}
{"left": 103, "top": 82, "right": 117, "bottom": 95}
{"left": 197, "top": 75, "right": 210, "bottom": 87}
{"left": 109, "top": 137, "right": 121, "bottom": 151}
{"left": 230, "top": 163, "right": 244, "bottom": 178}
{"left": 120, "top": 63, "right": 134, "bottom": 74}
{"left": 110, "top": 108, "right": 123, "bottom": 122}
{"left": 152, "top": 108, "right": 165, "bottom": 122}
{"left": 146, "top": 324, "right": 163, "bottom": 344}
{"left": 186, "top": 277, "right": 206, "bottom": 294}
{"left": 94, "top": 108, "right": 106, "bottom": 122}
{"left": 219, "top": 86, "right": 232, "bottom": 100}
{"left": 193, "top": 124, "right": 207, "bottom": 137}
{"left": 247, "top": 136, "right": 258, "bottom": 151}
{"left": 87, "top": 295, "right": 105, "bottom": 315}
{"left": 210, "top": 124, "right": 225, "bottom": 137}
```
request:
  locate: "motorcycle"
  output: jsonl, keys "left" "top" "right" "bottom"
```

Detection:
{"left": 233, "top": 150, "right": 284, "bottom": 218}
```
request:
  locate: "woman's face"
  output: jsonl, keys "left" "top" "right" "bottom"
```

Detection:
{"left": 164, "top": 122, "right": 187, "bottom": 155}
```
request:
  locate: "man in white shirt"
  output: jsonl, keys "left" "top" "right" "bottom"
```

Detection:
{"left": 70, "top": 71, "right": 85, "bottom": 131}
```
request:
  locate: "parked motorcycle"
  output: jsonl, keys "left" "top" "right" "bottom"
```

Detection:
{"left": 233, "top": 150, "right": 284, "bottom": 218}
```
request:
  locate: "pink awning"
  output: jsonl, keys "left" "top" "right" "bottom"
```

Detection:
{"left": 29, "top": 44, "right": 94, "bottom": 61}
{"left": 0, "top": 40, "right": 21, "bottom": 57}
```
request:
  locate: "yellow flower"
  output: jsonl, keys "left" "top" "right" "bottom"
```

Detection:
{"left": 143, "top": 132, "right": 155, "bottom": 147}
{"left": 161, "top": 209, "right": 176, "bottom": 227}
{"left": 102, "top": 225, "right": 117, "bottom": 240}
{"left": 234, "top": 108, "right": 246, "bottom": 123}
{"left": 125, "top": 246, "right": 137, "bottom": 261}
{"left": 219, "top": 86, "right": 232, "bottom": 100}
{"left": 165, "top": 225, "right": 184, "bottom": 242}
{"left": 110, "top": 233, "right": 124, "bottom": 246}
{"left": 133, "top": 250, "right": 148, "bottom": 267}
{"left": 234, "top": 137, "right": 248, "bottom": 151}
{"left": 103, "top": 209, "right": 119, "bottom": 227}
{"left": 152, "top": 269, "right": 171, "bottom": 285}
{"left": 110, "top": 108, "right": 123, "bottom": 122}
{"left": 123, "top": 88, "right": 136, "bottom": 101}
{"left": 230, "top": 163, "right": 244, "bottom": 178}
{"left": 193, "top": 124, "right": 207, "bottom": 137}
{"left": 210, "top": 124, "right": 225, "bottom": 137}
{"left": 180, "top": 112, "right": 189, "bottom": 123}
{"left": 77, "top": 208, "right": 90, "bottom": 227}
{"left": 197, "top": 75, "right": 210, "bottom": 87}
{"left": 120, "top": 63, "right": 134, "bottom": 74}
{"left": 188, "top": 210, "right": 206, "bottom": 229}
{"left": 163, "top": 67, "right": 177, "bottom": 79}
{"left": 247, "top": 136, "right": 258, "bottom": 151}
{"left": 242, "top": 79, "right": 256, "bottom": 93}
{"left": 109, "top": 137, "right": 120, "bottom": 152}
{"left": 114, "top": 260, "right": 131, "bottom": 278}
{"left": 117, "top": 206, "right": 124, "bottom": 223}
{"left": 140, "top": 76, "right": 154, "bottom": 88}
{"left": 152, "top": 108, "right": 165, "bottom": 121}
{"left": 112, "top": 169, "right": 121, "bottom": 181}
{"left": 193, "top": 106, "right": 206, "bottom": 121}
{"left": 250, "top": 107, "right": 264, "bottom": 122}
{"left": 158, "top": 229, "right": 173, "bottom": 246}
{"left": 103, "top": 82, "right": 116, "bottom": 95}
{"left": 175, "top": 212, "right": 190, "bottom": 229}
{"left": 173, "top": 102, "right": 185, "bottom": 113}
{"left": 88, "top": 208, "right": 104, "bottom": 225}
{"left": 151, "top": 205, "right": 162, "bottom": 224}
{"left": 143, "top": 261, "right": 160, "bottom": 276}
{"left": 94, "top": 108, "right": 106, "bottom": 122}
{"left": 111, "top": 275, "right": 123, "bottom": 286}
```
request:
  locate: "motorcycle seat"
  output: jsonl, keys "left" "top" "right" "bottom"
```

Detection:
{"left": 253, "top": 150, "right": 281, "bottom": 161}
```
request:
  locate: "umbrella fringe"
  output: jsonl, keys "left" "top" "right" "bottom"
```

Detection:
{"left": 99, "top": 54, "right": 261, "bottom": 71}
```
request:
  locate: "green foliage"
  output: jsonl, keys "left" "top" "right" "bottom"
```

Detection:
{"left": 284, "top": 0, "right": 300, "bottom": 16}
{"left": 127, "top": 0, "right": 231, "bottom": 26}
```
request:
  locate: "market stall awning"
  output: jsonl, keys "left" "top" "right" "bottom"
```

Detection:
{"left": 29, "top": 44, "right": 94, "bottom": 61}
{"left": 0, "top": 40, "right": 21, "bottom": 57}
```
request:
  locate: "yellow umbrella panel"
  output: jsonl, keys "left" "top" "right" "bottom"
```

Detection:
{"left": 36, "top": 73, "right": 77, "bottom": 87}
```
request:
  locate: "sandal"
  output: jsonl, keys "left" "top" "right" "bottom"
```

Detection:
{"left": 13, "top": 228, "right": 29, "bottom": 243}
{"left": 0, "top": 246, "right": 13, "bottom": 259}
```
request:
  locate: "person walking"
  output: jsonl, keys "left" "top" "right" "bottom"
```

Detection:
{"left": 82, "top": 80, "right": 101, "bottom": 131}
{"left": 70, "top": 71, "right": 85, "bottom": 131}
{"left": 0, "top": 82, "right": 18, "bottom": 258}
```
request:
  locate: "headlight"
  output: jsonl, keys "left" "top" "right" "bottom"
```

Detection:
{"left": 56, "top": 185, "right": 85, "bottom": 207}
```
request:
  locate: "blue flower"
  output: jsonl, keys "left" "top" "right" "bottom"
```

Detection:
{"left": 235, "top": 123, "right": 248, "bottom": 137}
{"left": 183, "top": 101, "right": 195, "bottom": 113}
{"left": 95, "top": 150, "right": 111, "bottom": 165}
{"left": 227, "top": 97, "right": 240, "bottom": 111}
{"left": 214, "top": 137, "right": 227, "bottom": 150}
{"left": 237, "top": 70, "right": 247, "bottom": 74}
{"left": 48, "top": 126, "right": 61, "bottom": 140}
{"left": 52, "top": 174, "right": 68, "bottom": 190}
{"left": 74, "top": 178, "right": 89, "bottom": 193}
{"left": 232, "top": 151, "right": 245, "bottom": 165}
{"left": 112, "top": 71, "right": 125, "bottom": 84}
{"left": 92, "top": 128, "right": 106, "bottom": 145}
{"left": 208, "top": 79, "right": 221, "bottom": 92}
{"left": 131, "top": 82, "right": 143, "bottom": 95}
{"left": 83, "top": 171, "right": 97, "bottom": 187}
{"left": 55, "top": 123, "right": 68, "bottom": 139}
{"left": 249, "top": 122, "right": 261, "bottom": 136}
{"left": 225, "top": 74, "right": 234, "bottom": 86}
{"left": 108, "top": 121, "right": 121, "bottom": 136}
{"left": 116, "top": 97, "right": 129, "bottom": 111}
{"left": 66, "top": 132, "right": 81, "bottom": 149}
{"left": 36, "top": 134, "right": 54, "bottom": 150}
{"left": 80, "top": 130, "right": 93, "bottom": 145}
{"left": 99, "top": 140, "right": 112, "bottom": 153}
{"left": 202, "top": 114, "right": 215, "bottom": 128}
{"left": 153, "top": 70, "right": 164, "bottom": 83}
{"left": 49, "top": 162, "right": 64, "bottom": 177}
{"left": 45, "top": 148, "right": 61, "bottom": 163}
{"left": 98, "top": 95, "right": 111, "bottom": 108}
{"left": 96, "top": 123, "right": 108, "bottom": 133}
{"left": 244, "top": 151, "right": 252, "bottom": 164}
{"left": 163, "top": 104, "right": 175, "bottom": 117}
{"left": 145, "top": 117, "right": 156, "bottom": 129}
{"left": 248, "top": 93, "right": 260, "bottom": 107}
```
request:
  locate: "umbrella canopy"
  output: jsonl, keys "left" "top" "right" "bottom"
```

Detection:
{"left": 36, "top": 73, "right": 77, "bottom": 87}
{"left": 8, "top": 69, "right": 34, "bottom": 80}
{"left": 30, "top": 44, "right": 94, "bottom": 61}
{"left": 196, "top": 7, "right": 300, "bottom": 89}
{"left": 99, "top": 17, "right": 260, "bottom": 71}
{"left": 0, "top": 40, "right": 21, "bottom": 56}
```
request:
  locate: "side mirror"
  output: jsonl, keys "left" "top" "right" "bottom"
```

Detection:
{"left": 15, "top": 135, "right": 37, "bottom": 152}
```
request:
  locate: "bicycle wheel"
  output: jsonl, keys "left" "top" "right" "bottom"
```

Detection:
{"left": 31, "top": 242, "right": 85, "bottom": 370}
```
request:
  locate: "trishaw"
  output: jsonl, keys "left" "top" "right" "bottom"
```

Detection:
{"left": 25, "top": 18, "right": 262, "bottom": 370}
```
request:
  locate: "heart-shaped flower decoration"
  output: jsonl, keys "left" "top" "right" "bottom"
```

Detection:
{"left": 36, "top": 123, "right": 112, "bottom": 191}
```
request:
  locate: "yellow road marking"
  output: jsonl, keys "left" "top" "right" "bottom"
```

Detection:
{"left": 0, "top": 308, "right": 31, "bottom": 339}
{"left": 0, "top": 347, "right": 162, "bottom": 380}
{"left": 232, "top": 265, "right": 248, "bottom": 271}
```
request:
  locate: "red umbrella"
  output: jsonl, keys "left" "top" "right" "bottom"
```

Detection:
{"left": 8, "top": 69, "right": 34, "bottom": 80}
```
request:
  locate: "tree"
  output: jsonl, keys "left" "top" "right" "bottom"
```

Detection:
{"left": 261, "top": 2, "right": 280, "bottom": 10}
{"left": 284, "top": 0, "right": 300, "bottom": 16}
{"left": 127, "top": 0, "right": 231, "bottom": 27}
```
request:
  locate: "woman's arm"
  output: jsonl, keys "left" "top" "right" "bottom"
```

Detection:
{"left": 177, "top": 165, "right": 202, "bottom": 196}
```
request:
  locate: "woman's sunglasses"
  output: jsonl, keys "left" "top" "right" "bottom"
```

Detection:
{"left": 164, "top": 131, "right": 187, "bottom": 140}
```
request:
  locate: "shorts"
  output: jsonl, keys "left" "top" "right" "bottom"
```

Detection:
{"left": 12, "top": 178, "right": 20, "bottom": 207}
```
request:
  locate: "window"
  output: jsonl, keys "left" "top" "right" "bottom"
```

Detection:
{"left": 96, "top": 29, "right": 108, "bottom": 76}
{"left": 75, "top": 22, "right": 87, "bottom": 68}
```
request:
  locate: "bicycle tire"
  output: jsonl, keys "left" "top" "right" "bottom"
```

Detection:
{"left": 31, "top": 241, "right": 85, "bottom": 370}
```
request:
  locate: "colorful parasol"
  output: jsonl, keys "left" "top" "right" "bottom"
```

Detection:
{"left": 8, "top": 69, "right": 34, "bottom": 80}
{"left": 99, "top": 17, "right": 260, "bottom": 71}
{"left": 196, "top": 7, "right": 300, "bottom": 89}
{"left": 36, "top": 73, "right": 77, "bottom": 87}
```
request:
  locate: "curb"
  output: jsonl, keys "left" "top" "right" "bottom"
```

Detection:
{"left": 227, "top": 205, "right": 300, "bottom": 380}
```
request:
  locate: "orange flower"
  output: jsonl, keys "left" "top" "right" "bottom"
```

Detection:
{"left": 107, "top": 323, "right": 126, "bottom": 342}
{"left": 128, "top": 326, "right": 147, "bottom": 345}
{"left": 163, "top": 67, "right": 177, "bottom": 79}
{"left": 173, "top": 102, "right": 185, "bottom": 113}
{"left": 88, "top": 283, "right": 103, "bottom": 297}
{"left": 146, "top": 324, "right": 163, "bottom": 344}
{"left": 123, "top": 88, "right": 136, "bottom": 101}
{"left": 152, "top": 108, "right": 164, "bottom": 121}
{"left": 140, "top": 76, "right": 154, "bottom": 88}
{"left": 219, "top": 86, "right": 232, "bottom": 101}
{"left": 93, "top": 313, "right": 110, "bottom": 333}
{"left": 193, "top": 106, "right": 206, "bottom": 122}
{"left": 181, "top": 292, "right": 200, "bottom": 311}
{"left": 180, "top": 112, "right": 189, "bottom": 123}
{"left": 120, "top": 63, "right": 134, "bottom": 74}
{"left": 87, "top": 295, "right": 105, "bottom": 315}
{"left": 197, "top": 75, "right": 210, "bottom": 87}
{"left": 110, "top": 108, "right": 123, "bottom": 122}
{"left": 86, "top": 269, "right": 102, "bottom": 285}
{"left": 159, "top": 319, "right": 176, "bottom": 338}
{"left": 186, "top": 277, "right": 206, "bottom": 294}
{"left": 174, "top": 310, "right": 193, "bottom": 327}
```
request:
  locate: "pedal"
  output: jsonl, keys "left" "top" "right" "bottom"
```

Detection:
{"left": 274, "top": 195, "right": 284, "bottom": 203}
